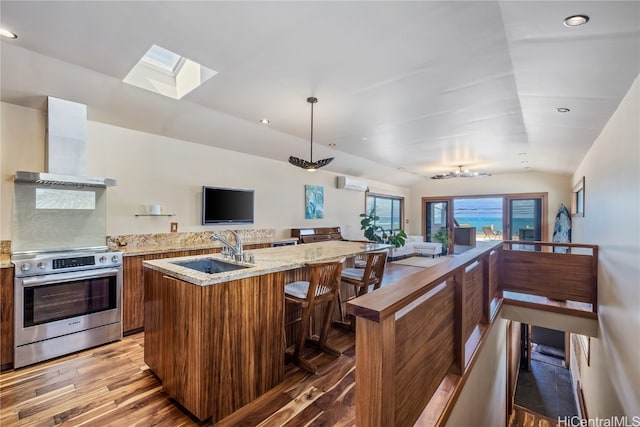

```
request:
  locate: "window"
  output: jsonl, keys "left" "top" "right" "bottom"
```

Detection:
{"left": 366, "top": 193, "right": 404, "bottom": 233}
{"left": 422, "top": 192, "right": 547, "bottom": 247}
{"left": 572, "top": 176, "right": 585, "bottom": 218}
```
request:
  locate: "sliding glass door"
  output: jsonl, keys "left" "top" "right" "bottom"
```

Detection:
{"left": 506, "top": 196, "right": 544, "bottom": 250}
{"left": 422, "top": 193, "right": 547, "bottom": 253}
{"left": 424, "top": 199, "right": 451, "bottom": 252}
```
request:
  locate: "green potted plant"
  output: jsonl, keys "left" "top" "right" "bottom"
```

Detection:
{"left": 433, "top": 228, "right": 448, "bottom": 254}
{"left": 360, "top": 208, "right": 407, "bottom": 248}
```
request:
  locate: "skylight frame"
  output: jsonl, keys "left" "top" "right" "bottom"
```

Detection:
{"left": 123, "top": 43, "right": 217, "bottom": 100}
{"left": 140, "top": 44, "right": 185, "bottom": 76}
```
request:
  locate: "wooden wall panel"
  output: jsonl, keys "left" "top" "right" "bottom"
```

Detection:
{"left": 142, "top": 268, "right": 161, "bottom": 375}
{"left": 143, "top": 266, "right": 284, "bottom": 422}
{"left": 0, "top": 267, "right": 14, "bottom": 370}
{"left": 355, "top": 316, "right": 396, "bottom": 427}
{"left": 464, "top": 261, "right": 484, "bottom": 340}
{"left": 122, "top": 255, "right": 144, "bottom": 333}
{"left": 489, "top": 250, "right": 500, "bottom": 300}
{"left": 500, "top": 251, "right": 594, "bottom": 303}
{"left": 393, "top": 282, "right": 455, "bottom": 426}
{"left": 206, "top": 272, "right": 284, "bottom": 420}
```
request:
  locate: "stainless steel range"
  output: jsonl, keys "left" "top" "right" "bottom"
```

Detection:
{"left": 12, "top": 249, "right": 123, "bottom": 368}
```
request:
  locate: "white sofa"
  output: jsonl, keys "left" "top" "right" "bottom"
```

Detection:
{"left": 389, "top": 235, "right": 443, "bottom": 259}
{"left": 414, "top": 241, "right": 443, "bottom": 257}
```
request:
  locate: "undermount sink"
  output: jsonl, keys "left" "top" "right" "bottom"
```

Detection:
{"left": 171, "top": 258, "right": 249, "bottom": 274}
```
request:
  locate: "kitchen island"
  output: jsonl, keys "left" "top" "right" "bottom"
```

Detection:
{"left": 142, "top": 241, "right": 389, "bottom": 422}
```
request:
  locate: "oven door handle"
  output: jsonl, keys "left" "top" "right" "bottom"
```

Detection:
{"left": 20, "top": 268, "right": 121, "bottom": 287}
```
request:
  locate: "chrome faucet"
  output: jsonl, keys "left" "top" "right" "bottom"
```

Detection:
{"left": 212, "top": 231, "right": 243, "bottom": 260}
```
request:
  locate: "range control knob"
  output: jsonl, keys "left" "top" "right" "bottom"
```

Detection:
{"left": 99, "top": 256, "right": 108, "bottom": 263}
{"left": 111, "top": 255, "right": 120, "bottom": 263}
{"left": 37, "top": 262, "right": 47, "bottom": 269}
{"left": 20, "top": 262, "right": 31, "bottom": 272}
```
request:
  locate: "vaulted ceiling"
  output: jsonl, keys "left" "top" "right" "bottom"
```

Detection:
{"left": 1, "top": 1, "right": 638, "bottom": 186}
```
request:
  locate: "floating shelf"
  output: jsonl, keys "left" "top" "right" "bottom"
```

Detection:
{"left": 135, "top": 213, "right": 175, "bottom": 217}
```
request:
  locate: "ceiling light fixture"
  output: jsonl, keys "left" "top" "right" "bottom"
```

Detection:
{"left": 260, "top": 118, "right": 270, "bottom": 124}
{"left": 556, "top": 107, "right": 571, "bottom": 113}
{"left": 430, "top": 165, "right": 491, "bottom": 180}
{"left": 563, "top": 15, "right": 589, "bottom": 27}
{"left": 0, "top": 28, "right": 17, "bottom": 39}
{"left": 288, "top": 97, "right": 334, "bottom": 172}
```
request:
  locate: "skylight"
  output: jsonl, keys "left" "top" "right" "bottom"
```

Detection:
{"left": 123, "top": 44, "right": 217, "bottom": 100}
{"left": 140, "top": 45, "right": 184, "bottom": 74}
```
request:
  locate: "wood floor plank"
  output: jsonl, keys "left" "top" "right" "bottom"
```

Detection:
{"left": 257, "top": 385, "right": 324, "bottom": 427}
{"left": 0, "top": 262, "right": 430, "bottom": 427}
{"left": 509, "top": 404, "right": 561, "bottom": 427}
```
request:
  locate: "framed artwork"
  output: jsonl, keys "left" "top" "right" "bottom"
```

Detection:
{"left": 305, "top": 185, "right": 324, "bottom": 219}
{"left": 572, "top": 176, "right": 585, "bottom": 217}
{"left": 572, "top": 333, "right": 591, "bottom": 373}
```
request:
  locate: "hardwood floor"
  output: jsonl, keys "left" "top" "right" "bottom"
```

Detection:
{"left": 509, "top": 405, "right": 561, "bottom": 427}
{"left": 1, "top": 261, "right": 540, "bottom": 426}
{"left": 0, "top": 330, "right": 359, "bottom": 426}
{"left": 0, "top": 264, "right": 423, "bottom": 426}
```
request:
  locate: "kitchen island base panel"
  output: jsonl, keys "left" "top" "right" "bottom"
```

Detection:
{"left": 144, "top": 268, "right": 284, "bottom": 422}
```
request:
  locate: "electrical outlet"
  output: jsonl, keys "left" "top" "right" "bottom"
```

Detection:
{"left": 170, "top": 222, "right": 178, "bottom": 233}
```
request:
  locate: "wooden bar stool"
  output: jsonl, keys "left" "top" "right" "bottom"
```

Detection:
{"left": 337, "top": 250, "right": 388, "bottom": 325}
{"left": 284, "top": 257, "right": 345, "bottom": 374}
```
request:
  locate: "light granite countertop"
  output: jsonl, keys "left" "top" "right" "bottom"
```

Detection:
{"left": 0, "top": 254, "right": 11, "bottom": 269}
{"left": 115, "top": 237, "right": 300, "bottom": 256}
{"left": 142, "top": 240, "right": 391, "bottom": 286}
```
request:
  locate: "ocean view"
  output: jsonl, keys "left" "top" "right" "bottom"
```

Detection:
{"left": 455, "top": 217, "right": 536, "bottom": 237}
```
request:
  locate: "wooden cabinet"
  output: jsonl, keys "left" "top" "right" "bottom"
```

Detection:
{"left": 1, "top": 267, "right": 14, "bottom": 371}
{"left": 123, "top": 249, "right": 213, "bottom": 334}
{"left": 123, "top": 245, "right": 266, "bottom": 334}
{"left": 144, "top": 267, "right": 285, "bottom": 421}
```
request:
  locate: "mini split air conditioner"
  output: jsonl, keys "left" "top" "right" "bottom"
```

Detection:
{"left": 336, "top": 176, "right": 368, "bottom": 192}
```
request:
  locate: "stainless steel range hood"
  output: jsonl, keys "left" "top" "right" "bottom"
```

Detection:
{"left": 14, "top": 97, "right": 116, "bottom": 187}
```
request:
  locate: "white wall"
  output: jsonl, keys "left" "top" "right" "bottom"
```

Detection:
{"left": 1, "top": 103, "right": 46, "bottom": 240}
{"left": 0, "top": 102, "right": 409, "bottom": 241}
{"left": 409, "top": 171, "right": 571, "bottom": 239}
{"left": 446, "top": 316, "right": 508, "bottom": 427}
{"left": 570, "top": 75, "right": 640, "bottom": 417}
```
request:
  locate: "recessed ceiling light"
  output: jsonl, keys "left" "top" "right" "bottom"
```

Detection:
{"left": 556, "top": 107, "right": 571, "bottom": 113}
{"left": 0, "top": 28, "right": 18, "bottom": 39}
{"left": 259, "top": 118, "right": 270, "bottom": 124}
{"left": 563, "top": 15, "right": 589, "bottom": 27}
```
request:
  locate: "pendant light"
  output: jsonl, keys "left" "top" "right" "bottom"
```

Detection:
{"left": 288, "top": 97, "right": 334, "bottom": 172}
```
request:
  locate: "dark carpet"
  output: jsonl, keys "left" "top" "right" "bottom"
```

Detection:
{"left": 515, "top": 358, "right": 579, "bottom": 419}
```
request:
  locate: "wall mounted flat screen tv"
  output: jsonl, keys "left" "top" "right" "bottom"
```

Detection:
{"left": 202, "top": 186, "right": 254, "bottom": 224}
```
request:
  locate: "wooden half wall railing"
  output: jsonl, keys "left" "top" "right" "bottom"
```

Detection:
{"left": 347, "top": 240, "right": 598, "bottom": 426}
{"left": 500, "top": 241, "right": 599, "bottom": 313}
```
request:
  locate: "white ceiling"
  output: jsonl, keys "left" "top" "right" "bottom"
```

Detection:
{"left": 1, "top": 1, "right": 638, "bottom": 186}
